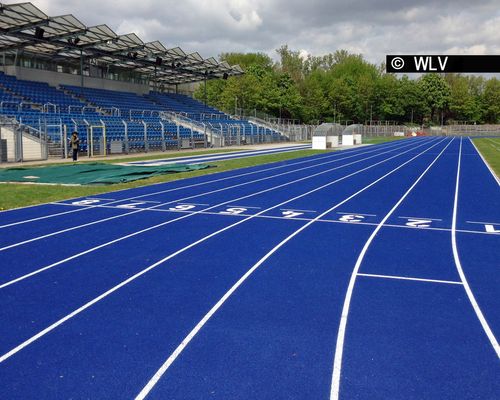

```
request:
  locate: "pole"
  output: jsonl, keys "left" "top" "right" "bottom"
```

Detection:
{"left": 204, "top": 76, "right": 207, "bottom": 107}
{"left": 80, "top": 49, "right": 84, "bottom": 92}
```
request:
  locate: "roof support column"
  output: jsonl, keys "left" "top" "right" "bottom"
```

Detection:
{"left": 79, "top": 48, "right": 84, "bottom": 92}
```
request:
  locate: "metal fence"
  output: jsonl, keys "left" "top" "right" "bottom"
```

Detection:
{"left": 0, "top": 119, "right": 48, "bottom": 163}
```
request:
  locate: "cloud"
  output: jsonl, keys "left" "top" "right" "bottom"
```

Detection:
{"left": 3, "top": 0, "right": 499, "bottom": 67}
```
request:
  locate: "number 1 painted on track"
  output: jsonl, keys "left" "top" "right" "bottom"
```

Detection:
{"left": 282, "top": 211, "right": 304, "bottom": 219}
{"left": 485, "top": 224, "right": 500, "bottom": 233}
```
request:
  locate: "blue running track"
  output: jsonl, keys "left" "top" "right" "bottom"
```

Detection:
{"left": 0, "top": 137, "right": 498, "bottom": 399}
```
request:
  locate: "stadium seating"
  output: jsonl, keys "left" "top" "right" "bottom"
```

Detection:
{"left": 0, "top": 72, "right": 283, "bottom": 155}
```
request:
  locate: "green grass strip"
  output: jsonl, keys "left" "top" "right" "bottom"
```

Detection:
{"left": 0, "top": 149, "right": 325, "bottom": 210}
{"left": 472, "top": 137, "right": 500, "bottom": 178}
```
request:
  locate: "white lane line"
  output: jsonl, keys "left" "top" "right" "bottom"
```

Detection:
{"left": 134, "top": 138, "right": 448, "bottom": 400}
{"left": 451, "top": 138, "right": 500, "bottom": 359}
{"left": 0, "top": 140, "right": 444, "bottom": 364}
{"left": 357, "top": 273, "right": 463, "bottom": 285}
{"left": 398, "top": 216, "right": 443, "bottom": 221}
{"left": 0, "top": 139, "right": 410, "bottom": 226}
{"left": 0, "top": 140, "right": 422, "bottom": 251}
{"left": 56, "top": 205, "right": 494, "bottom": 236}
{"left": 0, "top": 141, "right": 394, "bottom": 218}
{"left": 336, "top": 212, "right": 377, "bottom": 217}
{"left": 225, "top": 205, "right": 262, "bottom": 209}
{"left": 469, "top": 137, "right": 500, "bottom": 186}
{"left": 466, "top": 221, "right": 500, "bottom": 225}
{"left": 330, "top": 138, "right": 454, "bottom": 400}
{"left": 0, "top": 140, "right": 437, "bottom": 289}
{"left": 128, "top": 146, "right": 311, "bottom": 166}
{"left": 129, "top": 145, "right": 311, "bottom": 164}
{"left": 130, "top": 146, "right": 312, "bottom": 166}
{"left": 0, "top": 140, "right": 435, "bottom": 288}
{"left": 280, "top": 208, "right": 317, "bottom": 213}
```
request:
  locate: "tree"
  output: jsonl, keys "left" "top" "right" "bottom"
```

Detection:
{"left": 419, "top": 74, "right": 451, "bottom": 124}
{"left": 483, "top": 78, "right": 500, "bottom": 123}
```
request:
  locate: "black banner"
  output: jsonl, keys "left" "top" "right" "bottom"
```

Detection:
{"left": 386, "top": 55, "right": 500, "bottom": 73}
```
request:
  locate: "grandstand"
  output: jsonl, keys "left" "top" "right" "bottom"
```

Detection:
{"left": 0, "top": 2, "right": 285, "bottom": 161}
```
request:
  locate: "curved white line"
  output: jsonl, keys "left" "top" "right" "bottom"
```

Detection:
{"left": 134, "top": 138, "right": 448, "bottom": 400}
{"left": 0, "top": 139, "right": 442, "bottom": 363}
{"left": 0, "top": 140, "right": 388, "bottom": 222}
{"left": 0, "top": 140, "right": 429, "bottom": 288}
{"left": 0, "top": 140, "right": 406, "bottom": 230}
{"left": 451, "top": 138, "right": 500, "bottom": 358}
{"left": 330, "top": 138, "right": 454, "bottom": 400}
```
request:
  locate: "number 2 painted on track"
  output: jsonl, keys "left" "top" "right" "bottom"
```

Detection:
{"left": 406, "top": 219, "right": 432, "bottom": 228}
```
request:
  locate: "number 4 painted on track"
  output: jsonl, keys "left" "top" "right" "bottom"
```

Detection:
{"left": 339, "top": 215, "right": 365, "bottom": 223}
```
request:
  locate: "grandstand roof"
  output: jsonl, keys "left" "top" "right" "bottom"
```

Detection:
{"left": 0, "top": 2, "right": 244, "bottom": 84}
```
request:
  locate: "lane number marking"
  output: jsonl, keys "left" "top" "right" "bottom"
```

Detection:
{"left": 71, "top": 199, "right": 101, "bottom": 206}
{"left": 169, "top": 204, "right": 197, "bottom": 212}
{"left": 117, "top": 202, "right": 147, "bottom": 209}
{"left": 282, "top": 211, "right": 304, "bottom": 219}
{"left": 339, "top": 214, "right": 365, "bottom": 223}
{"left": 220, "top": 207, "right": 248, "bottom": 215}
{"left": 406, "top": 218, "right": 432, "bottom": 228}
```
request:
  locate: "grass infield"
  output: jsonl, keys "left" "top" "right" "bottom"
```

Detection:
{"left": 472, "top": 137, "right": 500, "bottom": 177}
{"left": 0, "top": 149, "right": 324, "bottom": 210}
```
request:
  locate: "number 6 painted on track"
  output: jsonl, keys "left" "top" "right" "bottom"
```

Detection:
{"left": 169, "top": 204, "right": 196, "bottom": 211}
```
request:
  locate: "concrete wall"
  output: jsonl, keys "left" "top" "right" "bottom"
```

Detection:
{"left": 0, "top": 125, "right": 44, "bottom": 161}
{"left": 4, "top": 66, "right": 150, "bottom": 95}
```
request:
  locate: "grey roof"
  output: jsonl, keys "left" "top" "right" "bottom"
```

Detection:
{"left": 0, "top": 2, "right": 244, "bottom": 84}
{"left": 313, "top": 123, "right": 343, "bottom": 136}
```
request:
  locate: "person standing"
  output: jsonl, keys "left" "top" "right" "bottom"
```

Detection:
{"left": 70, "top": 131, "right": 80, "bottom": 162}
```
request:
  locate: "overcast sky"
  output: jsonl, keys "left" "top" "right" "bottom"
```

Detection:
{"left": 7, "top": 0, "right": 500, "bottom": 64}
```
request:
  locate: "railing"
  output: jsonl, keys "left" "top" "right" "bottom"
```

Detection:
{"left": 0, "top": 115, "right": 49, "bottom": 162}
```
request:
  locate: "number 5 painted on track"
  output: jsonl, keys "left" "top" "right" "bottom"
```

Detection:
{"left": 220, "top": 207, "right": 248, "bottom": 215}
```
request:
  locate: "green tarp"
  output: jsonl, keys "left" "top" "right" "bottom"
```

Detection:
{"left": 0, "top": 162, "right": 211, "bottom": 185}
